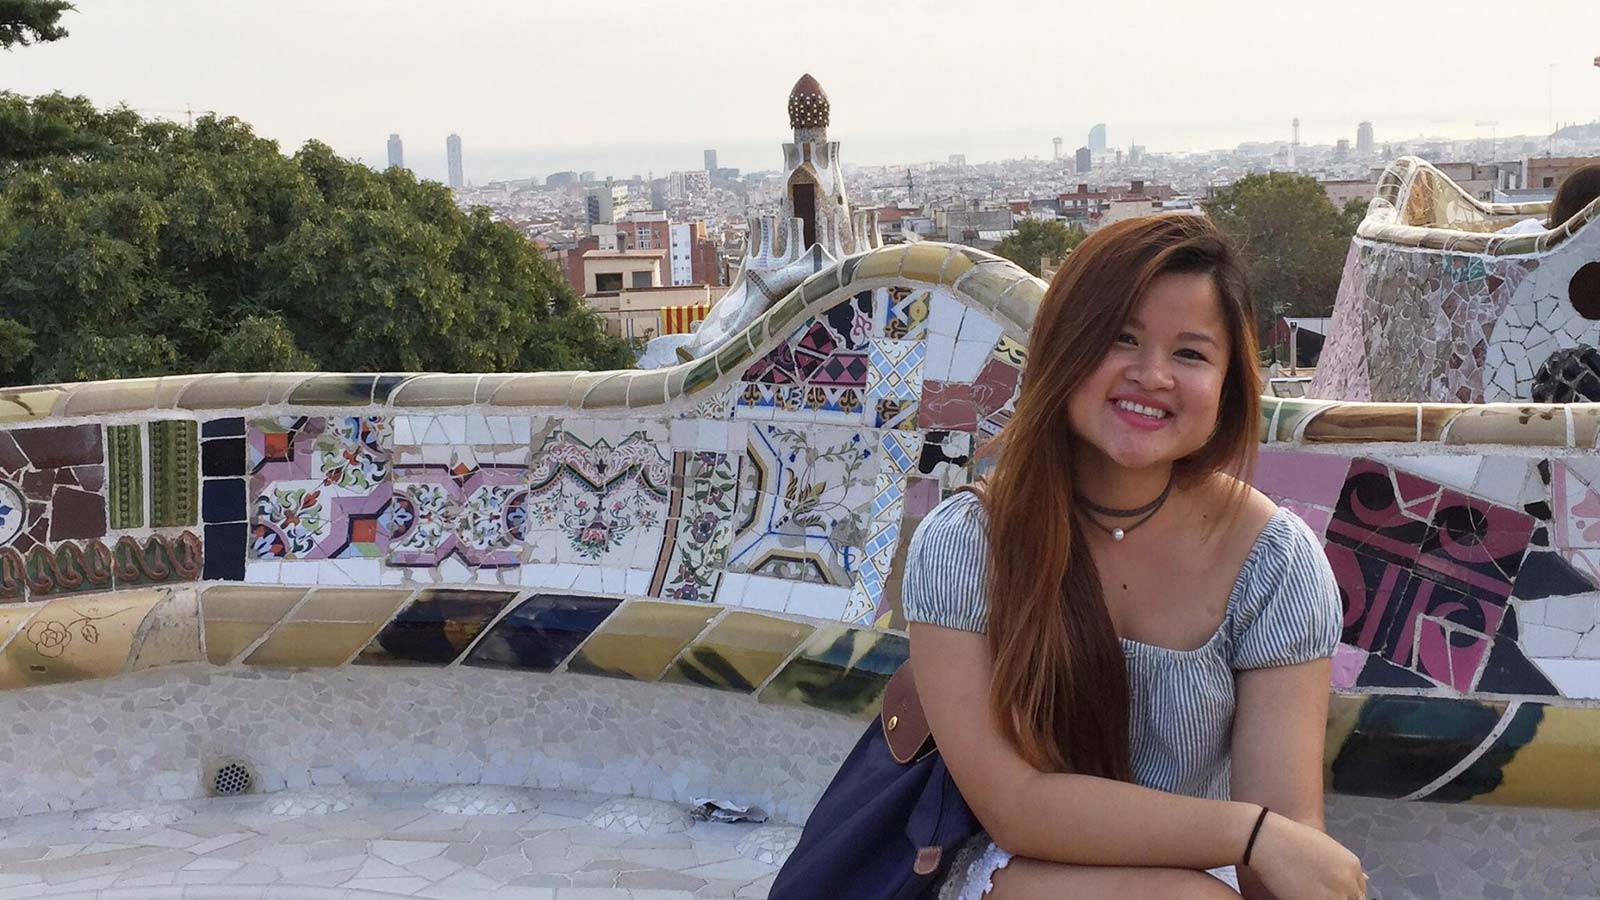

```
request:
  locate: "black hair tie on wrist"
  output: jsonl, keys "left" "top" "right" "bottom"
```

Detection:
{"left": 1242, "top": 806, "right": 1270, "bottom": 867}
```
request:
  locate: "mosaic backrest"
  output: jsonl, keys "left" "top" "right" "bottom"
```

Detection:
{"left": 1312, "top": 158, "right": 1600, "bottom": 403}
{"left": 1, "top": 242, "right": 1599, "bottom": 809}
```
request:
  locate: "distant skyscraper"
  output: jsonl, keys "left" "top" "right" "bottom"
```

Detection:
{"left": 1087, "top": 123, "right": 1107, "bottom": 155}
{"left": 1289, "top": 118, "right": 1300, "bottom": 169}
{"left": 1075, "top": 146, "right": 1092, "bottom": 173}
{"left": 446, "top": 134, "right": 464, "bottom": 189}
{"left": 386, "top": 134, "right": 404, "bottom": 170}
{"left": 1357, "top": 121, "right": 1375, "bottom": 155}
{"left": 704, "top": 149, "right": 717, "bottom": 172}
{"left": 1052, "top": 137, "right": 1063, "bottom": 160}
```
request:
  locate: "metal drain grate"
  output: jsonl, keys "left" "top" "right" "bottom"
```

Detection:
{"left": 207, "top": 761, "right": 254, "bottom": 796}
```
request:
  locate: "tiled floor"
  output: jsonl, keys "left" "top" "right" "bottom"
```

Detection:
{"left": 0, "top": 783, "right": 790, "bottom": 898}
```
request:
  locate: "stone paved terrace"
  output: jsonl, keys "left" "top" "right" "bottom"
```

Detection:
{"left": 0, "top": 784, "right": 791, "bottom": 898}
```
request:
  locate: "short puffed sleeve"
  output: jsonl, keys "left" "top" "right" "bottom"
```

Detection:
{"left": 1230, "top": 509, "right": 1342, "bottom": 671}
{"left": 901, "top": 491, "right": 993, "bottom": 634}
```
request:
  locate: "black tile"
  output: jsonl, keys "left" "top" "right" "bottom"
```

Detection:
{"left": 202, "top": 479, "right": 247, "bottom": 523}
{"left": 1511, "top": 551, "right": 1595, "bottom": 600}
{"left": 1474, "top": 638, "right": 1559, "bottom": 696}
{"left": 357, "top": 590, "right": 516, "bottom": 666}
{"left": 1355, "top": 653, "right": 1437, "bottom": 689}
{"left": 1329, "top": 695, "right": 1505, "bottom": 798}
{"left": 202, "top": 523, "right": 246, "bottom": 580}
{"left": 201, "top": 438, "right": 245, "bottom": 476}
{"left": 201, "top": 417, "right": 245, "bottom": 438}
{"left": 465, "top": 594, "right": 621, "bottom": 672}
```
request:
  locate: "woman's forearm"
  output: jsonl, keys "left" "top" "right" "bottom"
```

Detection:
{"left": 988, "top": 770, "right": 1263, "bottom": 872}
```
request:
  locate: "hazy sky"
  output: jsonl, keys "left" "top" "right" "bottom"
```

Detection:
{"left": 6, "top": 0, "right": 1598, "bottom": 182}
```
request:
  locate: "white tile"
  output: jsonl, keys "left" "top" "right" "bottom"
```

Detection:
{"left": 572, "top": 566, "right": 605, "bottom": 593}
{"left": 244, "top": 561, "right": 282, "bottom": 584}
{"left": 716, "top": 572, "right": 751, "bottom": 605}
{"left": 465, "top": 416, "right": 494, "bottom": 445}
{"left": 1530, "top": 657, "right": 1600, "bottom": 698}
{"left": 1514, "top": 597, "right": 1547, "bottom": 625}
{"left": 947, "top": 338, "right": 995, "bottom": 383}
{"left": 1376, "top": 455, "right": 1480, "bottom": 495}
{"left": 739, "top": 575, "right": 792, "bottom": 612}
{"left": 1471, "top": 458, "right": 1534, "bottom": 508}
{"left": 510, "top": 417, "right": 533, "bottom": 444}
{"left": 1521, "top": 623, "right": 1583, "bottom": 656}
{"left": 926, "top": 290, "right": 965, "bottom": 337}
{"left": 922, "top": 333, "right": 955, "bottom": 383}
{"left": 670, "top": 419, "right": 697, "bottom": 450}
{"left": 955, "top": 309, "right": 1003, "bottom": 347}
{"left": 393, "top": 416, "right": 418, "bottom": 446}
{"left": 1575, "top": 629, "right": 1600, "bottom": 659}
{"left": 624, "top": 569, "right": 651, "bottom": 595}
{"left": 785, "top": 582, "right": 851, "bottom": 621}
{"left": 600, "top": 566, "right": 628, "bottom": 594}
{"left": 281, "top": 561, "right": 321, "bottom": 586}
{"left": 439, "top": 416, "right": 467, "bottom": 444}
{"left": 486, "top": 416, "right": 513, "bottom": 445}
{"left": 1545, "top": 593, "right": 1600, "bottom": 633}
{"left": 436, "top": 557, "right": 472, "bottom": 584}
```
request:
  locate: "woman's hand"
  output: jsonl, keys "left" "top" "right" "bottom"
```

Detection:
{"left": 1246, "top": 811, "right": 1367, "bottom": 900}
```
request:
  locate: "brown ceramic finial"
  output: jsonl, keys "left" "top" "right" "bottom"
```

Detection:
{"left": 788, "top": 73, "right": 830, "bottom": 130}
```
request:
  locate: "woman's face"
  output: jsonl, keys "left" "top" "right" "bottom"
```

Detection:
{"left": 1065, "top": 271, "right": 1232, "bottom": 473}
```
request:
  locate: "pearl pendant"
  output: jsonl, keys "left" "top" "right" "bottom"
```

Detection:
{"left": 1111, "top": 527, "right": 1125, "bottom": 541}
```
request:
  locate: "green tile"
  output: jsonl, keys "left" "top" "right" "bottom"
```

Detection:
{"left": 757, "top": 625, "right": 909, "bottom": 719}
{"left": 148, "top": 420, "right": 198, "bottom": 527}
{"left": 106, "top": 424, "right": 144, "bottom": 529}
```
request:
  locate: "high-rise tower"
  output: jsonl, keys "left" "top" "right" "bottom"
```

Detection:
{"left": 1088, "top": 123, "right": 1107, "bottom": 155}
{"left": 386, "top": 134, "right": 404, "bottom": 170}
{"left": 446, "top": 134, "right": 464, "bottom": 189}
{"left": 1357, "top": 121, "right": 1375, "bottom": 155}
{"left": 1053, "top": 137, "right": 1063, "bottom": 160}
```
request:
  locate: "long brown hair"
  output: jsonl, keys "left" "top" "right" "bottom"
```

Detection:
{"left": 972, "top": 213, "right": 1260, "bottom": 779}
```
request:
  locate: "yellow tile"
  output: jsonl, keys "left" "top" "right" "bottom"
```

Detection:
{"left": 663, "top": 611, "right": 814, "bottom": 693}
{"left": 201, "top": 586, "right": 307, "bottom": 623}
{"left": 1569, "top": 405, "right": 1600, "bottom": 449}
{"left": 1418, "top": 405, "right": 1467, "bottom": 442}
{"left": 172, "top": 374, "right": 279, "bottom": 410}
{"left": 1482, "top": 705, "right": 1600, "bottom": 808}
{"left": 130, "top": 588, "right": 202, "bottom": 672}
{"left": 488, "top": 373, "right": 579, "bottom": 408}
{"left": 994, "top": 275, "right": 1045, "bottom": 332}
{"left": 850, "top": 246, "right": 909, "bottom": 283}
{"left": 578, "top": 372, "right": 633, "bottom": 409}
{"left": 0, "top": 389, "right": 64, "bottom": 423}
{"left": 389, "top": 374, "right": 482, "bottom": 407}
{"left": 1301, "top": 403, "right": 1419, "bottom": 443}
{"left": 625, "top": 370, "right": 672, "bottom": 408}
{"left": 291, "top": 589, "right": 411, "bottom": 623}
{"left": 567, "top": 600, "right": 718, "bottom": 682}
{"left": 939, "top": 249, "right": 976, "bottom": 286}
{"left": 0, "top": 589, "right": 166, "bottom": 688}
{"left": 59, "top": 378, "right": 164, "bottom": 415}
{"left": 204, "top": 620, "right": 274, "bottom": 665}
{"left": 245, "top": 621, "right": 385, "bottom": 667}
{"left": 1443, "top": 405, "right": 1568, "bottom": 447}
{"left": 899, "top": 244, "right": 951, "bottom": 285}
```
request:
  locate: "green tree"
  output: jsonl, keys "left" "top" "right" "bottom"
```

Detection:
{"left": 0, "top": 0, "right": 71, "bottom": 49}
{"left": 993, "top": 217, "right": 1088, "bottom": 276}
{"left": 0, "top": 92, "right": 632, "bottom": 385}
{"left": 1202, "top": 172, "right": 1361, "bottom": 347}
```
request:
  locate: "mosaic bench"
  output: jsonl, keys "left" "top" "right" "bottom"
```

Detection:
{"left": 0, "top": 243, "right": 1598, "bottom": 827}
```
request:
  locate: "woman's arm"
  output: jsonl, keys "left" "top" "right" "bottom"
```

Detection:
{"left": 911, "top": 621, "right": 1263, "bottom": 870}
{"left": 1230, "top": 657, "right": 1336, "bottom": 900}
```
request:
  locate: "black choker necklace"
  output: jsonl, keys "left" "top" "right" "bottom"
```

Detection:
{"left": 1077, "top": 474, "right": 1175, "bottom": 542}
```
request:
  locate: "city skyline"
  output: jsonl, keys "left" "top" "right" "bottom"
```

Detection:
{"left": 5, "top": 0, "right": 1598, "bottom": 183}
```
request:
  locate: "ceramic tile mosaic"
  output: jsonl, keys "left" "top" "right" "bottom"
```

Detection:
{"left": 200, "top": 585, "right": 307, "bottom": 663}
{"left": 356, "top": 588, "right": 516, "bottom": 666}
{"left": 465, "top": 592, "right": 621, "bottom": 671}
{"left": 0, "top": 424, "right": 104, "bottom": 555}
{"left": 525, "top": 420, "right": 671, "bottom": 569}
{"left": 148, "top": 420, "right": 199, "bottom": 527}
{"left": 105, "top": 423, "right": 143, "bottom": 530}
{"left": 758, "top": 624, "right": 909, "bottom": 718}
{"left": 565, "top": 599, "right": 717, "bottom": 681}
{"left": 651, "top": 450, "right": 740, "bottom": 602}
{"left": 725, "top": 422, "right": 877, "bottom": 588}
{"left": 248, "top": 416, "right": 393, "bottom": 563}
{"left": 662, "top": 609, "right": 814, "bottom": 692}
{"left": 0, "top": 588, "right": 168, "bottom": 688}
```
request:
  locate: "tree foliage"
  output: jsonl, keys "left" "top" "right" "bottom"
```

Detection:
{"left": 0, "top": 92, "right": 633, "bottom": 385}
{"left": 0, "top": 0, "right": 71, "bottom": 49}
{"left": 993, "top": 217, "right": 1088, "bottom": 277}
{"left": 1202, "top": 172, "right": 1362, "bottom": 328}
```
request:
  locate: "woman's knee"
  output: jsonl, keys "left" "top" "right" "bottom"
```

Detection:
{"left": 989, "top": 857, "right": 1240, "bottom": 900}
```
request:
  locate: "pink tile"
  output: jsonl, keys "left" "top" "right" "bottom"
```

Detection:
{"left": 1331, "top": 643, "right": 1366, "bottom": 688}
{"left": 1252, "top": 450, "right": 1350, "bottom": 508}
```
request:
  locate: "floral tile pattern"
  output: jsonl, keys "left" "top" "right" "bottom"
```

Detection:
{"left": 651, "top": 450, "right": 741, "bottom": 602}
{"left": 526, "top": 422, "right": 671, "bottom": 568}
{"left": 248, "top": 417, "right": 393, "bottom": 562}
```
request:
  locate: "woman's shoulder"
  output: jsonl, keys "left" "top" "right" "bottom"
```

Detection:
{"left": 914, "top": 488, "right": 990, "bottom": 544}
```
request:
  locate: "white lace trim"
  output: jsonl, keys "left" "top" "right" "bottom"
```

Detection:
{"left": 943, "top": 840, "right": 1014, "bottom": 900}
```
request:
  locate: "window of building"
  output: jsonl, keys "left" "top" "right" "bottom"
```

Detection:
{"left": 595, "top": 273, "right": 623, "bottom": 292}
{"left": 631, "top": 271, "right": 653, "bottom": 289}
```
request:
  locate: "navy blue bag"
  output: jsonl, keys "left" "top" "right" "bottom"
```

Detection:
{"left": 769, "top": 664, "right": 981, "bottom": 900}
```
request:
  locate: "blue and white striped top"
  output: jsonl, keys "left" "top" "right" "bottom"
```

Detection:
{"left": 902, "top": 490, "right": 1341, "bottom": 800}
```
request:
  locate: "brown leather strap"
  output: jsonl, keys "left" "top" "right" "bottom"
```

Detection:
{"left": 881, "top": 665, "right": 935, "bottom": 764}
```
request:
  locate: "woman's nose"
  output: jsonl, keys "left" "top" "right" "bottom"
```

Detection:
{"left": 1129, "top": 353, "right": 1175, "bottom": 389}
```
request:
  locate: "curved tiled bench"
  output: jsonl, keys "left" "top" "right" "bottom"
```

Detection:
{"left": 1, "top": 243, "right": 1599, "bottom": 825}
{"left": 1312, "top": 156, "right": 1600, "bottom": 403}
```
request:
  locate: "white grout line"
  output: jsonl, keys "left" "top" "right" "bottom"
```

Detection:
{"left": 1396, "top": 699, "right": 1522, "bottom": 802}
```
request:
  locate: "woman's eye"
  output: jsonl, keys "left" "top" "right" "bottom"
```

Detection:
{"left": 1178, "top": 349, "right": 1207, "bottom": 361}
{"left": 1115, "top": 333, "right": 1137, "bottom": 345}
